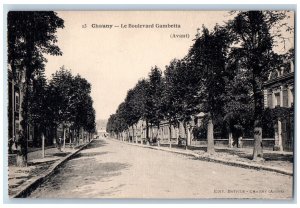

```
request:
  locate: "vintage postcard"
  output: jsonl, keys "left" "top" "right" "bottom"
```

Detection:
{"left": 6, "top": 10, "right": 294, "bottom": 199}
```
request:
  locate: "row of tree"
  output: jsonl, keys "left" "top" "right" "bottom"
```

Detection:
{"left": 107, "top": 11, "right": 294, "bottom": 160}
{"left": 8, "top": 11, "right": 96, "bottom": 166}
{"left": 27, "top": 67, "right": 96, "bottom": 146}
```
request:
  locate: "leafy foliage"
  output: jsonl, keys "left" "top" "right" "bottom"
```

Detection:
{"left": 48, "top": 67, "right": 96, "bottom": 133}
{"left": 8, "top": 11, "right": 64, "bottom": 81}
{"left": 189, "top": 25, "right": 233, "bottom": 121}
{"left": 107, "top": 11, "right": 293, "bottom": 157}
{"left": 8, "top": 12, "right": 64, "bottom": 164}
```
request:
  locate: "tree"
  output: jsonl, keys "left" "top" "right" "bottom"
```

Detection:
{"left": 48, "top": 67, "right": 96, "bottom": 147}
{"left": 27, "top": 71, "right": 51, "bottom": 147}
{"left": 227, "top": 11, "right": 292, "bottom": 160}
{"left": 70, "top": 74, "right": 94, "bottom": 144}
{"left": 48, "top": 67, "right": 74, "bottom": 130}
{"left": 131, "top": 79, "right": 151, "bottom": 142}
{"left": 7, "top": 11, "right": 64, "bottom": 166}
{"left": 115, "top": 102, "right": 130, "bottom": 139}
{"left": 84, "top": 97, "right": 96, "bottom": 142}
{"left": 188, "top": 25, "right": 232, "bottom": 154}
{"left": 107, "top": 114, "right": 117, "bottom": 137}
{"left": 162, "top": 60, "right": 182, "bottom": 147}
{"left": 223, "top": 62, "right": 254, "bottom": 147}
{"left": 147, "top": 67, "right": 164, "bottom": 141}
{"left": 123, "top": 89, "right": 142, "bottom": 142}
{"left": 163, "top": 58, "right": 200, "bottom": 148}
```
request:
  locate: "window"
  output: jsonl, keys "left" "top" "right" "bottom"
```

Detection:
{"left": 289, "top": 87, "right": 294, "bottom": 107}
{"left": 15, "top": 92, "right": 20, "bottom": 112}
{"left": 275, "top": 93, "right": 280, "bottom": 107}
{"left": 15, "top": 121, "right": 20, "bottom": 133}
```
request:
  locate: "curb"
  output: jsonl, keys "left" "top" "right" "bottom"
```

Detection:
{"left": 11, "top": 140, "right": 94, "bottom": 198}
{"left": 114, "top": 139, "right": 293, "bottom": 176}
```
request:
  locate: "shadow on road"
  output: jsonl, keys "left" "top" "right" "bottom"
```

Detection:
{"left": 52, "top": 152, "right": 70, "bottom": 157}
{"left": 84, "top": 139, "right": 108, "bottom": 150}
{"left": 72, "top": 151, "right": 110, "bottom": 159}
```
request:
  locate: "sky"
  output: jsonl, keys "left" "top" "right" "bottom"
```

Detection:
{"left": 44, "top": 11, "right": 294, "bottom": 120}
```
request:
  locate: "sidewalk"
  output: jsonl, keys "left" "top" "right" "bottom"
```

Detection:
{"left": 118, "top": 140, "right": 293, "bottom": 176}
{"left": 190, "top": 145, "right": 292, "bottom": 174}
{"left": 8, "top": 143, "right": 88, "bottom": 197}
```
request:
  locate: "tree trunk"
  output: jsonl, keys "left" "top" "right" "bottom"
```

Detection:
{"left": 157, "top": 125, "right": 160, "bottom": 146}
{"left": 16, "top": 38, "right": 36, "bottom": 166}
{"left": 16, "top": 134, "right": 27, "bottom": 167}
{"left": 63, "top": 127, "right": 66, "bottom": 149}
{"left": 127, "top": 129, "right": 130, "bottom": 142}
{"left": 156, "top": 125, "right": 160, "bottom": 146}
{"left": 69, "top": 130, "right": 73, "bottom": 146}
{"left": 253, "top": 126, "right": 263, "bottom": 160}
{"left": 151, "top": 124, "right": 154, "bottom": 142}
{"left": 176, "top": 122, "right": 179, "bottom": 144}
{"left": 42, "top": 133, "right": 45, "bottom": 158}
{"left": 146, "top": 120, "right": 149, "bottom": 141}
{"left": 16, "top": 149, "right": 27, "bottom": 167}
{"left": 11, "top": 78, "right": 15, "bottom": 151}
{"left": 132, "top": 126, "right": 135, "bottom": 143}
{"left": 252, "top": 70, "right": 264, "bottom": 159}
{"left": 187, "top": 126, "right": 191, "bottom": 149}
{"left": 190, "top": 126, "right": 194, "bottom": 145}
{"left": 183, "top": 121, "right": 187, "bottom": 150}
{"left": 169, "top": 124, "right": 172, "bottom": 148}
{"left": 16, "top": 80, "right": 27, "bottom": 167}
{"left": 140, "top": 124, "right": 143, "bottom": 144}
{"left": 81, "top": 128, "right": 84, "bottom": 144}
{"left": 207, "top": 114, "right": 215, "bottom": 154}
{"left": 238, "top": 136, "right": 243, "bottom": 148}
{"left": 228, "top": 132, "right": 233, "bottom": 148}
{"left": 183, "top": 121, "right": 189, "bottom": 150}
{"left": 135, "top": 124, "right": 138, "bottom": 143}
{"left": 73, "top": 129, "right": 76, "bottom": 147}
{"left": 77, "top": 128, "right": 80, "bottom": 146}
{"left": 252, "top": 113, "right": 263, "bottom": 158}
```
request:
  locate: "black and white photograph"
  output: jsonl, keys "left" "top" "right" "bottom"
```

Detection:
{"left": 5, "top": 9, "right": 295, "bottom": 200}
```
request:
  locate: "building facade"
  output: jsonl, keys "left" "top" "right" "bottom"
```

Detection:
{"left": 8, "top": 70, "right": 20, "bottom": 152}
{"left": 263, "top": 60, "right": 294, "bottom": 151}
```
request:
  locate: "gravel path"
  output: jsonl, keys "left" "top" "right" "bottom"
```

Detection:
{"left": 29, "top": 138, "right": 293, "bottom": 199}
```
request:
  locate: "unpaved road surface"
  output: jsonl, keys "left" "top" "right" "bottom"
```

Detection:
{"left": 29, "top": 138, "right": 293, "bottom": 199}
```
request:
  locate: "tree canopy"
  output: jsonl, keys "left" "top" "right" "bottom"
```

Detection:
{"left": 106, "top": 11, "right": 293, "bottom": 158}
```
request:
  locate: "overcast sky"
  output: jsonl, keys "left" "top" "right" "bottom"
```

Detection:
{"left": 44, "top": 11, "right": 294, "bottom": 120}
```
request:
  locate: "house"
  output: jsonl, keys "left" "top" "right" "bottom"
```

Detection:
{"left": 126, "top": 118, "right": 192, "bottom": 145}
{"left": 263, "top": 61, "right": 294, "bottom": 109}
{"left": 263, "top": 60, "right": 294, "bottom": 151}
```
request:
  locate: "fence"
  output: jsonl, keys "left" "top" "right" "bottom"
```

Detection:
{"left": 191, "top": 138, "right": 275, "bottom": 150}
